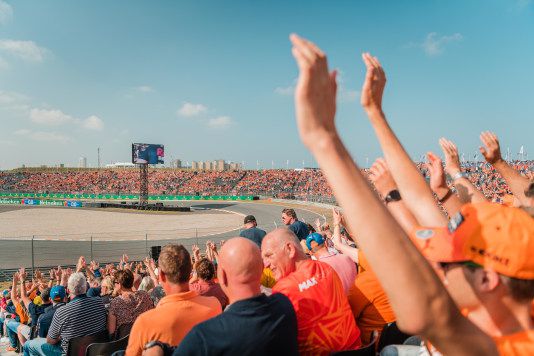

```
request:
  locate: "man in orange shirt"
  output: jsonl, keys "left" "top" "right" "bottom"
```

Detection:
{"left": 262, "top": 228, "right": 361, "bottom": 355}
{"left": 126, "top": 244, "right": 221, "bottom": 356}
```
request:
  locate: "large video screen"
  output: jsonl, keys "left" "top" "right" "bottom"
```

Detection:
{"left": 132, "top": 143, "right": 164, "bottom": 164}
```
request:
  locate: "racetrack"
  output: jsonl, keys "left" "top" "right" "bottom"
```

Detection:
{"left": 0, "top": 201, "right": 324, "bottom": 270}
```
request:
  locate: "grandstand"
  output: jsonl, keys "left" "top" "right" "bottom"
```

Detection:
{"left": 1, "top": 160, "right": 533, "bottom": 202}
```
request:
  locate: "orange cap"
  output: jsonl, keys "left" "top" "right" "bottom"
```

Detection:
{"left": 411, "top": 202, "right": 534, "bottom": 279}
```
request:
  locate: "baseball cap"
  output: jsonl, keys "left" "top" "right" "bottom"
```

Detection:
{"left": 50, "top": 285, "right": 66, "bottom": 302}
{"left": 305, "top": 232, "right": 325, "bottom": 251}
{"left": 411, "top": 202, "right": 534, "bottom": 279}
{"left": 2, "top": 289, "right": 9, "bottom": 297}
{"left": 244, "top": 215, "right": 256, "bottom": 224}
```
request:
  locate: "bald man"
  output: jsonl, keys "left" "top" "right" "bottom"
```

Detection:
{"left": 262, "top": 228, "right": 361, "bottom": 355}
{"left": 143, "top": 237, "right": 298, "bottom": 356}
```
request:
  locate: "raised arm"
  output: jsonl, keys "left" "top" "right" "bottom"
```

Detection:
{"left": 360, "top": 54, "right": 447, "bottom": 226}
{"left": 439, "top": 138, "right": 486, "bottom": 204}
{"left": 368, "top": 158, "right": 419, "bottom": 234}
{"left": 479, "top": 131, "right": 531, "bottom": 206}
{"left": 425, "top": 151, "right": 464, "bottom": 217}
{"left": 331, "top": 209, "right": 359, "bottom": 263}
{"left": 18, "top": 268, "right": 32, "bottom": 308}
{"left": 290, "top": 34, "right": 496, "bottom": 355}
{"left": 11, "top": 272, "right": 19, "bottom": 303}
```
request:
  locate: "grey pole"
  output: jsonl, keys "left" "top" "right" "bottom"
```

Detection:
{"left": 145, "top": 233, "right": 148, "bottom": 256}
{"left": 31, "top": 236, "right": 35, "bottom": 273}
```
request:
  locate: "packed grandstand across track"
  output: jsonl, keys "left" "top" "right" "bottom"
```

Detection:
{"left": 1, "top": 160, "right": 532, "bottom": 203}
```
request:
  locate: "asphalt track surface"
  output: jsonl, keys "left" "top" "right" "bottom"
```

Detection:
{"left": 0, "top": 201, "right": 323, "bottom": 270}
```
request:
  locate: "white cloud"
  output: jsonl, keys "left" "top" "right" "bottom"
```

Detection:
{"left": 0, "top": 1, "right": 13, "bottom": 26}
{"left": 30, "top": 107, "right": 104, "bottom": 131}
{"left": 135, "top": 85, "right": 154, "bottom": 93}
{"left": 207, "top": 116, "right": 234, "bottom": 129}
{"left": 0, "top": 40, "right": 49, "bottom": 62}
{"left": 411, "top": 32, "right": 463, "bottom": 57}
{"left": 0, "top": 90, "right": 29, "bottom": 105}
{"left": 274, "top": 85, "right": 294, "bottom": 96}
{"left": 30, "top": 108, "right": 74, "bottom": 125}
{"left": 177, "top": 102, "right": 208, "bottom": 117}
{"left": 14, "top": 129, "right": 71, "bottom": 143}
{"left": 81, "top": 115, "right": 104, "bottom": 130}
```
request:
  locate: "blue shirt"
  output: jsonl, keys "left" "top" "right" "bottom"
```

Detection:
{"left": 288, "top": 220, "right": 310, "bottom": 241}
{"left": 173, "top": 293, "right": 298, "bottom": 356}
{"left": 238, "top": 227, "right": 266, "bottom": 247}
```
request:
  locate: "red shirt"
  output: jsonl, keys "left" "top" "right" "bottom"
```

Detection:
{"left": 273, "top": 259, "right": 361, "bottom": 355}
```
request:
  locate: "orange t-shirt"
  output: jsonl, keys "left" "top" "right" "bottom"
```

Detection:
{"left": 273, "top": 259, "right": 361, "bottom": 355}
{"left": 348, "top": 270, "right": 396, "bottom": 345}
{"left": 358, "top": 250, "right": 370, "bottom": 274}
{"left": 125, "top": 290, "right": 221, "bottom": 356}
{"left": 494, "top": 329, "right": 534, "bottom": 355}
{"left": 14, "top": 300, "right": 29, "bottom": 325}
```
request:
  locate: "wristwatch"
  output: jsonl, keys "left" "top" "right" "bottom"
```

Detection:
{"left": 144, "top": 340, "right": 166, "bottom": 350}
{"left": 384, "top": 189, "right": 401, "bottom": 204}
{"left": 144, "top": 340, "right": 174, "bottom": 354}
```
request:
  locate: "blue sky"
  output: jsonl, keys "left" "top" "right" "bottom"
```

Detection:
{"left": 0, "top": 0, "right": 533, "bottom": 169}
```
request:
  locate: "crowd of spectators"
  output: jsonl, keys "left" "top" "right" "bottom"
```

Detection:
{"left": 1, "top": 34, "right": 534, "bottom": 356}
{"left": 1, "top": 160, "right": 531, "bottom": 202}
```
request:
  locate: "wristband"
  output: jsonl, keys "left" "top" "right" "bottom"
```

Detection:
{"left": 438, "top": 189, "right": 453, "bottom": 203}
{"left": 451, "top": 171, "right": 468, "bottom": 181}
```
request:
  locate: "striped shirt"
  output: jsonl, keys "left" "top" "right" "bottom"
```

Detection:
{"left": 47, "top": 294, "right": 107, "bottom": 354}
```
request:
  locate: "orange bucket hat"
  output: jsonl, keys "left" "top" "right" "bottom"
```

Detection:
{"left": 411, "top": 202, "right": 534, "bottom": 279}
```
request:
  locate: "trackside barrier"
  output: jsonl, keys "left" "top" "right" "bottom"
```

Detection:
{"left": 0, "top": 192, "right": 257, "bottom": 201}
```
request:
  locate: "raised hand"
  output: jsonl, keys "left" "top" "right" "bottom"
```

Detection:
{"left": 76, "top": 256, "right": 86, "bottom": 272}
{"left": 439, "top": 138, "right": 461, "bottom": 176}
{"left": 19, "top": 267, "right": 27, "bottom": 281}
{"left": 290, "top": 33, "right": 338, "bottom": 148}
{"left": 479, "top": 131, "right": 502, "bottom": 164}
{"left": 425, "top": 152, "right": 447, "bottom": 193}
{"left": 360, "top": 53, "right": 386, "bottom": 114}
{"left": 314, "top": 217, "right": 322, "bottom": 231}
{"left": 332, "top": 208, "right": 342, "bottom": 227}
{"left": 368, "top": 158, "right": 397, "bottom": 198}
{"left": 34, "top": 269, "right": 43, "bottom": 280}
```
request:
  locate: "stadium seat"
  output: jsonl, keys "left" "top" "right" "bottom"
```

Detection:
{"left": 66, "top": 329, "right": 109, "bottom": 356}
{"left": 86, "top": 334, "right": 129, "bottom": 356}
{"left": 376, "top": 322, "right": 412, "bottom": 353}
{"left": 115, "top": 322, "right": 133, "bottom": 340}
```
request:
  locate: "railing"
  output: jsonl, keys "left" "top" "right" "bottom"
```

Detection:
{"left": 0, "top": 224, "right": 278, "bottom": 281}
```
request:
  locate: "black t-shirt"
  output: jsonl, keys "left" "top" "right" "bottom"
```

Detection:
{"left": 289, "top": 220, "right": 310, "bottom": 241}
{"left": 28, "top": 302, "right": 48, "bottom": 327}
{"left": 37, "top": 302, "right": 65, "bottom": 338}
{"left": 238, "top": 227, "right": 267, "bottom": 247}
{"left": 173, "top": 293, "right": 298, "bottom": 356}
